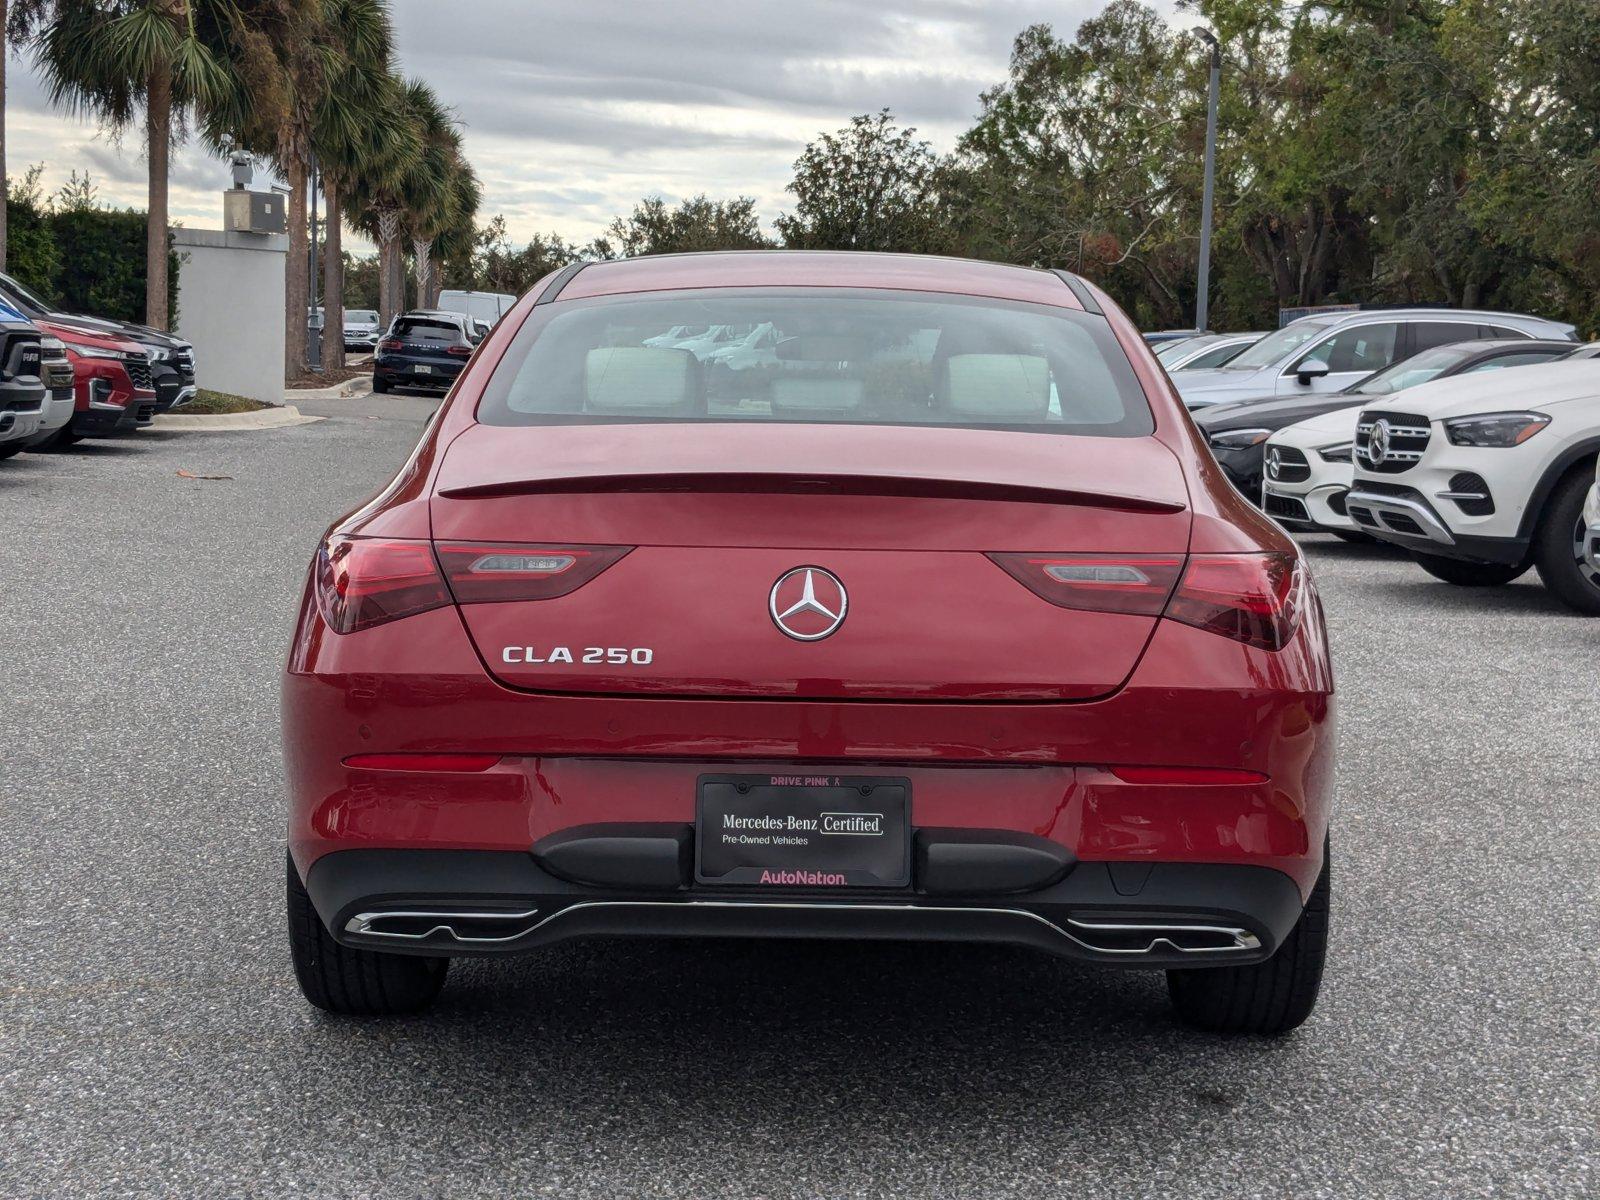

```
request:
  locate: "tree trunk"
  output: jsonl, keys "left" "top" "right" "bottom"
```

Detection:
{"left": 430, "top": 258, "right": 444, "bottom": 307}
{"left": 284, "top": 155, "right": 308, "bottom": 379}
{"left": 322, "top": 183, "right": 345, "bottom": 370}
{"left": 412, "top": 237, "right": 432, "bottom": 309}
{"left": 376, "top": 206, "right": 402, "bottom": 327}
{"left": 0, "top": 0, "right": 9, "bottom": 273}
{"left": 145, "top": 65, "right": 173, "bottom": 330}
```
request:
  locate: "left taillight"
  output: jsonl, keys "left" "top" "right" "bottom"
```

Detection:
{"left": 314, "top": 536, "right": 452, "bottom": 634}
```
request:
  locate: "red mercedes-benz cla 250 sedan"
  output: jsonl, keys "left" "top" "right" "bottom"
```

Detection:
{"left": 283, "top": 252, "right": 1334, "bottom": 1034}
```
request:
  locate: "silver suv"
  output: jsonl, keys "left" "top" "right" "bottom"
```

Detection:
{"left": 1175, "top": 309, "right": 1576, "bottom": 409}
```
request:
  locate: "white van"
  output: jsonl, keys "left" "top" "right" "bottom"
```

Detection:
{"left": 435, "top": 290, "right": 517, "bottom": 332}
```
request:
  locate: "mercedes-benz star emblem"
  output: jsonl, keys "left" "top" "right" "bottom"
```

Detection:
{"left": 769, "top": 567, "right": 848, "bottom": 641}
{"left": 1265, "top": 446, "right": 1282, "bottom": 481}
{"left": 1367, "top": 419, "right": 1391, "bottom": 466}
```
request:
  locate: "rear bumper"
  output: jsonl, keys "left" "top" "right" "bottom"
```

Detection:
{"left": 374, "top": 358, "right": 463, "bottom": 391}
{"left": 284, "top": 600, "right": 1337, "bottom": 902}
{"left": 303, "top": 846, "right": 1307, "bottom": 969}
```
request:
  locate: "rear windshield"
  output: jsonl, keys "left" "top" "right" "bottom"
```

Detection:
{"left": 393, "top": 318, "right": 461, "bottom": 342}
{"left": 476, "top": 288, "right": 1153, "bottom": 436}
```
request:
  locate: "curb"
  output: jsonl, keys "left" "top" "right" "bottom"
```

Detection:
{"left": 153, "top": 405, "right": 324, "bottom": 433}
{"left": 284, "top": 376, "right": 375, "bottom": 401}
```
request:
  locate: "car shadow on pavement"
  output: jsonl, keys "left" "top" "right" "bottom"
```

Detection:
{"left": 1293, "top": 535, "right": 1409, "bottom": 561}
{"left": 1362, "top": 577, "right": 1574, "bottom": 617}
{"left": 278, "top": 937, "right": 1308, "bottom": 1152}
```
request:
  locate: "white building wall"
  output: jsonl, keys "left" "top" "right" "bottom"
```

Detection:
{"left": 172, "top": 229, "right": 286, "bottom": 404}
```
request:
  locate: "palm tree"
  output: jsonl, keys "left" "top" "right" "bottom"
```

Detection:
{"left": 314, "top": 0, "right": 398, "bottom": 370}
{"left": 426, "top": 160, "right": 480, "bottom": 305}
{"left": 410, "top": 142, "right": 476, "bottom": 307}
{"left": 32, "top": 0, "right": 239, "bottom": 329}
{"left": 349, "top": 77, "right": 451, "bottom": 327}
{"left": 393, "top": 79, "right": 452, "bottom": 311}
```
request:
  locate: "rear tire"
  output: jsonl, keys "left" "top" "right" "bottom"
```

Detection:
{"left": 0, "top": 442, "right": 23, "bottom": 461}
{"left": 286, "top": 853, "right": 448, "bottom": 1016}
{"left": 1167, "top": 844, "right": 1329, "bottom": 1036}
{"left": 1531, "top": 468, "right": 1600, "bottom": 615}
{"left": 372, "top": 375, "right": 390, "bottom": 394}
{"left": 1331, "top": 529, "right": 1373, "bottom": 544}
{"left": 1411, "top": 551, "right": 1527, "bottom": 587}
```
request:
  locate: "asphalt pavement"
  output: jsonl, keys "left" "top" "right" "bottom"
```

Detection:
{"left": 1, "top": 401, "right": 1595, "bottom": 1198}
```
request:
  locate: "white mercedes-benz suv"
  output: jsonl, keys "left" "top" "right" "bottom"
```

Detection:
{"left": 1346, "top": 360, "right": 1600, "bottom": 613}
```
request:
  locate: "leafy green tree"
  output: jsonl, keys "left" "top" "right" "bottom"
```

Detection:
{"left": 777, "top": 109, "right": 951, "bottom": 254}
{"left": 589, "top": 194, "right": 770, "bottom": 258}
{"left": 4, "top": 164, "right": 60, "bottom": 289}
{"left": 954, "top": 9, "right": 1200, "bottom": 326}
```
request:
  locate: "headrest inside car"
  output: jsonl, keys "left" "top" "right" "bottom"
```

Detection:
{"left": 584, "top": 347, "right": 698, "bottom": 414}
{"left": 942, "top": 354, "right": 1050, "bottom": 419}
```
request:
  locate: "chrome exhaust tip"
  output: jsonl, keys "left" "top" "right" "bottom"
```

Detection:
{"left": 345, "top": 909, "right": 541, "bottom": 945}
{"left": 1065, "top": 919, "right": 1261, "bottom": 955}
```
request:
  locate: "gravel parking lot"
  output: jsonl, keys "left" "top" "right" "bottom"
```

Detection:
{"left": 2, "top": 403, "right": 1595, "bottom": 1199}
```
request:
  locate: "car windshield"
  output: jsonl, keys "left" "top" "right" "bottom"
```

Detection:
{"left": 345, "top": 310, "right": 378, "bottom": 324}
{"left": 1222, "top": 320, "right": 1336, "bottom": 370}
{"left": 1156, "top": 336, "right": 1209, "bottom": 363}
{"left": 0, "top": 270, "right": 53, "bottom": 317}
{"left": 1348, "top": 345, "right": 1475, "bottom": 396}
{"left": 478, "top": 288, "right": 1153, "bottom": 436}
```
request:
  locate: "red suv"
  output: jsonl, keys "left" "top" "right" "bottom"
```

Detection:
{"left": 284, "top": 253, "right": 1335, "bottom": 1035}
{"left": 38, "top": 320, "right": 158, "bottom": 445}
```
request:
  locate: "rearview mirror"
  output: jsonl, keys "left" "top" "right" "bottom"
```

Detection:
{"left": 1295, "top": 358, "right": 1331, "bottom": 385}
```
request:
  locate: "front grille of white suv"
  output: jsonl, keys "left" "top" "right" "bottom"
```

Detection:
{"left": 1355, "top": 410, "right": 1431, "bottom": 474}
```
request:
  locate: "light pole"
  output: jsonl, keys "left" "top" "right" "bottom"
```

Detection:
{"left": 308, "top": 153, "right": 323, "bottom": 372}
{"left": 1195, "top": 28, "right": 1221, "bottom": 333}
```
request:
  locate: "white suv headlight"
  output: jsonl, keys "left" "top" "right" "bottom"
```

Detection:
{"left": 1443, "top": 411, "right": 1550, "bottom": 447}
{"left": 1208, "top": 428, "right": 1273, "bottom": 449}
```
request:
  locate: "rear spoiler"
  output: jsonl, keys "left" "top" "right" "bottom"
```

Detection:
{"left": 436, "top": 471, "right": 1186, "bottom": 515}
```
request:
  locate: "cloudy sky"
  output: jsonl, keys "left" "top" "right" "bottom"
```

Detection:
{"left": 6, "top": 0, "right": 1187, "bottom": 249}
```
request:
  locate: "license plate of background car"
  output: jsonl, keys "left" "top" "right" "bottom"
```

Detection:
{"left": 695, "top": 774, "right": 910, "bottom": 888}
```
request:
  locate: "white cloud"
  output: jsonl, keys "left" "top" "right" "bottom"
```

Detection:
{"left": 5, "top": 0, "right": 1183, "bottom": 248}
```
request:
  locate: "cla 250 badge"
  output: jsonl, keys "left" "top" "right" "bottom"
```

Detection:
{"left": 502, "top": 646, "right": 654, "bottom": 665}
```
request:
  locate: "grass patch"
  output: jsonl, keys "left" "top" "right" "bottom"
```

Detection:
{"left": 184, "top": 389, "right": 275, "bottom": 415}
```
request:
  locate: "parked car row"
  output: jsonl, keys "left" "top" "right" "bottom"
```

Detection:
{"left": 0, "top": 278, "right": 196, "bottom": 462}
{"left": 1177, "top": 307, "right": 1600, "bottom": 614}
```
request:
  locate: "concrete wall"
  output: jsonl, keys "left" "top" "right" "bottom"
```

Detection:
{"left": 172, "top": 229, "right": 286, "bottom": 404}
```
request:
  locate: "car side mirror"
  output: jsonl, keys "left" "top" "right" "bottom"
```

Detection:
{"left": 1296, "top": 358, "right": 1331, "bottom": 385}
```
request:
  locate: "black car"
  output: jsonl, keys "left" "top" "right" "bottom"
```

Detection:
{"left": 373, "top": 310, "right": 480, "bottom": 394}
{"left": 0, "top": 270, "right": 197, "bottom": 413}
{"left": 1194, "top": 338, "right": 1583, "bottom": 497}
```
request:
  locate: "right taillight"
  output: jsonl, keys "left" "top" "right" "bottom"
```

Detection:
{"left": 989, "top": 549, "right": 1305, "bottom": 650}
{"left": 985, "top": 553, "right": 1185, "bottom": 616}
{"left": 1166, "top": 552, "right": 1304, "bottom": 650}
{"left": 314, "top": 536, "right": 452, "bottom": 634}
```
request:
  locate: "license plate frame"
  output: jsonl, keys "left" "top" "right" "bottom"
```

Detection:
{"left": 695, "top": 773, "right": 910, "bottom": 889}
